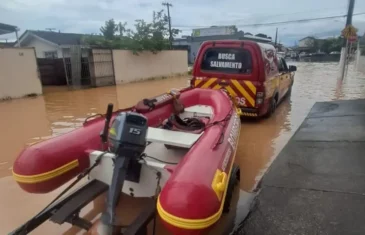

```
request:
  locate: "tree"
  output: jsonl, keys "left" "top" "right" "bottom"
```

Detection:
{"left": 315, "top": 37, "right": 343, "bottom": 53}
{"left": 83, "top": 9, "right": 181, "bottom": 55}
{"left": 230, "top": 25, "right": 238, "bottom": 34}
{"left": 320, "top": 39, "right": 331, "bottom": 53}
{"left": 118, "top": 22, "right": 128, "bottom": 37}
{"left": 100, "top": 19, "right": 118, "bottom": 40}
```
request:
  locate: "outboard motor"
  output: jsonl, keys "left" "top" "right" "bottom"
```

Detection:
{"left": 99, "top": 111, "right": 148, "bottom": 235}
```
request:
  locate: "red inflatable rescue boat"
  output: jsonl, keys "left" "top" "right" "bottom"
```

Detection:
{"left": 12, "top": 87, "right": 241, "bottom": 235}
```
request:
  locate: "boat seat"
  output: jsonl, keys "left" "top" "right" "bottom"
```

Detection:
{"left": 146, "top": 127, "right": 203, "bottom": 148}
{"left": 180, "top": 105, "right": 213, "bottom": 119}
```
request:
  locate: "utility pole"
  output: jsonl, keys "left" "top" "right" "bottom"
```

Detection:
{"left": 343, "top": 0, "right": 355, "bottom": 46}
{"left": 274, "top": 28, "right": 278, "bottom": 48}
{"left": 339, "top": 0, "right": 356, "bottom": 81}
{"left": 162, "top": 2, "right": 173, "bottom": 49}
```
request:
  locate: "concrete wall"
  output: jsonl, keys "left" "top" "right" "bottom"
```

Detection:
{"left": 112, "top": 50, "right": 188, "bottom": 84}
{"left": 0, "top": 48, "right": 43, "bottom": 100}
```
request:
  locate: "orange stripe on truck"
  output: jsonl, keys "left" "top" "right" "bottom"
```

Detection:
{"left": 194, "top": 79, "right": 203, "bottom": 87}
{"left": 244, "top": 81, "right": 256, "bottom": 95}
{"left": 193, "top": 78, "right": 256, "bottom": 107}
{"left": 201, "top": 78, "right": 217, "bottom": 89}
{"left": 230, "top": 80, "right": 255, "bottom": 107}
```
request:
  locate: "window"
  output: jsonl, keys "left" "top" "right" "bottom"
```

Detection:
{"left": 281, "top": 58, "right": 288, "bottom": 71}
{"left": 278, "top": 58, "right": 288, "bottom": 72}
{"left": 200, "top": 48, "right": 252, "bottom": 74}
{"left": 44, "top": 51, "right": 58, "bottom": 59}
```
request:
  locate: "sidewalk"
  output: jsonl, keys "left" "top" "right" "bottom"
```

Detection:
{"left": 238, "top": 99, "right": 365, "bottom": 235}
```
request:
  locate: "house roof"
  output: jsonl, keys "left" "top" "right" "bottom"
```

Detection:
{"left": 18, "top": 30, "right": 87, "bottom": 46}
{"left": 0, "top": 23, "right": 18, "bottom": 35}
{"left": 299, "top": 36, "right": 316, "bottom": 41}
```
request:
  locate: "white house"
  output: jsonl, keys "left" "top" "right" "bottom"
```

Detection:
{"left": 298, "top": 36, "right": 316, "bottom": 48}
{"left": 14, "top": 30, "right": 89, "bottom": 58}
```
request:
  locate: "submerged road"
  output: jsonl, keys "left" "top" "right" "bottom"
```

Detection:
{"left": 239, "top": 99, "right": 365, "bottom": 235}
{"left": 0, "top": 62, "right": 365, "bottom": 234}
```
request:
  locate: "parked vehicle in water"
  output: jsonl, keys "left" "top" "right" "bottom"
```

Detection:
{"left": 299, "top": 52, "right": 310, "bottom": 58}
{"left": 190, "top": 40, "right": 297, "bottom": 118}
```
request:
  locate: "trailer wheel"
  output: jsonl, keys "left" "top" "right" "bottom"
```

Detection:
{"left": 223, "top": 164, "right": 240, "bottom": 213}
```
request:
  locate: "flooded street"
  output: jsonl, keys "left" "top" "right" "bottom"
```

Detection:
{"left": 1, "top": 62, "right": 365, "bottom": 235}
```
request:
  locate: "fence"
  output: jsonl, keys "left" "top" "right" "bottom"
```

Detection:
{"left": 0, "top": 48, "right": 42, "bottom": 100}
{"left": 33, "top": 48, "right": 188, "bottom": 89}
{"left": 89, "top": 49, "right": 115, "bottom": 87}
{"left": 37, "top": 58, "right": 67, "bottom": 85}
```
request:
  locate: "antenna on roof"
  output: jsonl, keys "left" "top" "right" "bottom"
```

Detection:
{"left": 45, "top": 28, "right": 56, "bottom": 32}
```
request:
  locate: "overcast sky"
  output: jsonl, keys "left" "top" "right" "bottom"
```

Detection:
{"left": 1, "top": 0, "right": 365, "bottom": 46}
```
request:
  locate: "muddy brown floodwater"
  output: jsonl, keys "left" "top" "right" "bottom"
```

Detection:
{"left": 1, "top": 63, "right": 365, "bottom": 235}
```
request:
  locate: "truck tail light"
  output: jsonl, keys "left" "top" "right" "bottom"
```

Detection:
{"left": 256, "top": 88, "right": 265, "bottom": 106}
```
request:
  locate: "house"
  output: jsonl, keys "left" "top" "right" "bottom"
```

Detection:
{"left": 0, "top": 42, "right": 15, "bottom": 48}
{"left": 14, "top": 30, "right": 89, "bottom": 58}
{"left": 174, "top": 30, "right": 272, "bottom": 64}
{"left": 0, "top": 22, "right": 19, "bottom": 44}
{"left": 298, "top": 36, "right": 316, "bottom": 48}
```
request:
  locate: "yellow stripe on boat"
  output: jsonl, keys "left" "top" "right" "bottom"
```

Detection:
{"left": 12, "top": 159, "right": 79, "bottom": 184}
{"left": 156, "top": 123, "right": 241, "bottom": 230}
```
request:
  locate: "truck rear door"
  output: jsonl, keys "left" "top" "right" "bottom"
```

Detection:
{"left": 192, "top": 44, "right": 260, "bottom": 109}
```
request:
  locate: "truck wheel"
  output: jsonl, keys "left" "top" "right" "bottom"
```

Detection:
{"left": 223, "top": 164, "right": 240, "bottom": 213}
{"left": 264, "top": 97, "right": 277, "bottom": 118}
{"left": 287, "top": 85, "right": 292, "bottom": 97}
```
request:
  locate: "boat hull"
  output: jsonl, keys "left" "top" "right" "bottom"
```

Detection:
{"left": 12, "top": 87, "right": 190, "bottom": 193}
{"left": 12, "top": 87, "right": 240, "bottom": 234}
{"left": 157, "top": 107, "right": 241, "bottom": 234}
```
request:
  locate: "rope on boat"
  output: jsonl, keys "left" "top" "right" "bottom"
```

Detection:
{"left": 83, "top": 113, "right": 104, "bottom": 124}
{"left": 140, "top": 153, "right": 179, "bottom": 165}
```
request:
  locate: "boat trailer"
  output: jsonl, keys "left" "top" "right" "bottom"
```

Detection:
{"left": 9, "top": 179, "right": 157, "bottom": 235}
{"left": 9, "top": 104, "right": 159, "bottom": 235}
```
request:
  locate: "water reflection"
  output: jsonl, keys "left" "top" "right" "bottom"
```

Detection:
{"left": 238, "top": 97, "right": 292, "bottom": 191}
{"left": 0, "top": 97, "right": 51, "bottom": 178}
{"left": 1, "top": 63, "right": 365, "bottom": 234}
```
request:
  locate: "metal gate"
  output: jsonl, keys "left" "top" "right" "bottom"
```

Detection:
{"left": 88, "top": 49, "right": 115, "bottom": 87}
{"left": 62, "top": 47, "right": 115, "bottom": 87}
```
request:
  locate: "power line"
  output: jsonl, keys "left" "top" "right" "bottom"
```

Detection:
{"left": 173, "top": 12, "right": 365, "bottom": 29}
{"left": 217, "top": 6, "right": 348, "bottom": 24}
